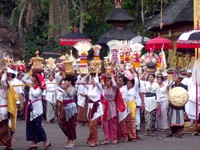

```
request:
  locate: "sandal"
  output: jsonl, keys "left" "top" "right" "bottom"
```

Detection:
{"left": 65, "top": 144, "right": 75, "bottom": 149}
{"left": 124, "top": 138, "right": 129, "bottom": 143}
{"left": 43, "top": 142, "right": 51, "bottom": 150}
{"left": 100, "top": 140, "right": 110, "bottom": 145}
{"left": 89, "top": 143, "right": 96, "bottom": 147}
{"left": 112, "top": 140, "right": 118, "bottom": 144}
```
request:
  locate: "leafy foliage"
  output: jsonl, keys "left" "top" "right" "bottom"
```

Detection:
{"left": 1, "top": 0, "right": 175, "bottom": 61}
{"left": 24, "top": 1, "right": 65, "bottom": 61}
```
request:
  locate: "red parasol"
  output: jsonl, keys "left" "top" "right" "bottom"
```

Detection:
{"left": 145, "top": 36, "right": 173, "bottom": 51}
{"left": 59, "top": 26, "right": 91, "bottom": 46}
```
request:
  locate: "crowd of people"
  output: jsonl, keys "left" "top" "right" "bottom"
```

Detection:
{"left": 0, "top": 66, "right": 198, "bottom": 150}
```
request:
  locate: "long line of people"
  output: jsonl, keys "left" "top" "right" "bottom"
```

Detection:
{"left": 0, "top": 66, "right": 196, "bottom": 150}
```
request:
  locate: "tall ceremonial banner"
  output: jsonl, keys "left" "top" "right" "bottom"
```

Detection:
{"left": 194, "top": 0, "right": 200, "bottom": 58}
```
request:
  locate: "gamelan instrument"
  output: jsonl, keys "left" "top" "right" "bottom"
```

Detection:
{"left": 168, "top": 87, "right": 189, "bottom": 107}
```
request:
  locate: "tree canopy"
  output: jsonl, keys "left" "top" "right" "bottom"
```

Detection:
{"left": 0, "top": 0, "right": 174, "bottom": 60}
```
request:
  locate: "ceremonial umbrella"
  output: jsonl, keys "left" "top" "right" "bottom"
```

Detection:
{"left": 177, "top": 30, "right": 200, "bottom": 48}
{"left": 129, "top": 43, "right": 144, "bottom": 51}
{"left": 130, "top": 35, "right": 150, "bottom": 44}
{"left": 145, "top": 36, "right": 173, "bottom": 51}
{"left": 59, "top": 27, "right": 91, "bottom": 46}
{"left": 177, "top": 30, "right": 200, "bottom": 131}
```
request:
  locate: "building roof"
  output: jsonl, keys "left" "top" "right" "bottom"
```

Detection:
{"left": 105, "top": 8, "right": 134, "bottom": 23}
{"left": 98, "top": 28, "right": 136, "bottom": 40}
{"left": 145, "top": 0, "right": 193, "bottom": 31}
{"left": 97, "top": 28, "right": 136, "bottom": 47}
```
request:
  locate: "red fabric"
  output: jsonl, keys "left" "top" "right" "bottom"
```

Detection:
{"left": 33, "top": 84, "right": 39, "bottom": 90}
{"left": 37, "top": 73, "right": 46, "bottom": 90}
{"left": 146, "top": 37, "right": 173, "bottom": 50}
{"left": 115, "top": 89, "right": 126, "bottom": 112}
{"left": 176, "top": 43, "right": 200, "bottom": 48}
{"left": 100, "top": 75, "right": 106, "bottom": 85}
{"left": 59, "top": 39, "right": 91, "bottom": 45}
{"left": 103, "top": 101, "right": 109, "bottom": 120}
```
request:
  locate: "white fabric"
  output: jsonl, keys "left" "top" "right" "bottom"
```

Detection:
{"left": 163, "top": 80, "right": 169, "bottom": 86}
{"left": 7, "top": 67, "right": 16, "bottom": 74}
{"left": 157, "top": 85, "right": 168, "bottom": 111}
{"left": 55, "top": 72, "right": 62, "bottom": 83}
{"left": 56, "top": 86, "right": 64, "bottom": 102}
{"left": 139, "top": 80, "right": 145, "bottom": 93}
{"left": 75, "top": 75, "right": 87, "bottom": 107}
{"left": 144, "top": 82, "right": 161, "bottom": 112}
{"left": 133, "top": 76, "right": 141, "bottom": 106}
{"left": 185, "top": 84, "right": 200, "bottom": 120}
{"left": 81, "top": 76, "right": 104, "bottom": 120}
{"left": 178, "top": 30, "right": 199, "bottom": 40}
{"left": 118, "top": 86, "right": 128, "bottom": 122}
{"left": 135, "top": 107, "right": 141, "bottom": 130}
{"left": 187, "top": 59, "right": 200, "bottom": 119}
{"left": 0, "top": 74, "right": 8, "bottom": 121}
{"left": 9, "top": 78, "right": 24, "bottom": 104}
{"left": 124, "top": 87, "right": 136, "bottom": 114}
{"left": 22, "top": 74, "right": 43, "bottom": 121}
{"left": 45, "top": 79, "right": 58, "bottom": 104}
{"left": 181, "top": 77, "right": 193, "bottom": 90}
{"left": 192, "top": 60, "right": 200, "bottom": 86}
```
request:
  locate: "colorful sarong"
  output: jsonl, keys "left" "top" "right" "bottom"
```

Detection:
{"left": 0, "top": 119, "right": 12, "bottom": 147}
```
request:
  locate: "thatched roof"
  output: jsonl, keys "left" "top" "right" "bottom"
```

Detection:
{"left": 145, "top": 0, "right": 193, "bottom": 31}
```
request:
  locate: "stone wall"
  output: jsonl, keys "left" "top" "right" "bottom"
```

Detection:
{"left": 0, "top": 15, "right": 25, "bottom": 66}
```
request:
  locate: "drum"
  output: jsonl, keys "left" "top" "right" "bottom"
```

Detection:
{"left": 169, "top": 87, "right": 189, "bottom": 107}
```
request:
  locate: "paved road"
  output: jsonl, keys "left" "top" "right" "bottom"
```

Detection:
{"left": 1, "top": 120, "right": 200, "bottom": 150}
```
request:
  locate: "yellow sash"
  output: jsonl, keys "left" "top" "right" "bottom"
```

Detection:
{"left": 7, "top": 82, "right": 19, "bottom": 131}
{"left": 126, "top": 99, "right": 136, "bottom": 118}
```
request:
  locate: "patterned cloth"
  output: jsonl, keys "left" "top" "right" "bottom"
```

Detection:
{"left": 156, "top": 108, "right": 168, "bottom": 130}
{"left": 102, "top": 116, "right": 117, "bottom": 141}
{"left": 87, "top": 110, "right": 99, "bottom": 145}
{"left": 168, "top": 108, "right": 184, "bottom": 127}
{"left": 125, "top": 114, "right": 137, "bottom": 140}
{"left": 77, "top": 100, "right": 88, "bottom": 123}
{"left": 59, "top": 110, "right": 77, "bottom": 140}
{"left": 0, "top": 119, "right": 12, "bottom": 147}
{"left": 117, "top": 119, "right": 128, "bottom": 140}
{"left": 103, "top": 87, "right": 117, "bottom": 120}
{"left": 26, "top": 115, "right": 47, "bottom": 143}
{"left": 145, "top": 109, "right": 156, "bottom": 131}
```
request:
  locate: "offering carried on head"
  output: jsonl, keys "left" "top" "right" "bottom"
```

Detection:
{"left": 29, "top": 51, "right": 44, "bottom": 72}
{"left": 61, "top": 54, "right": 75, "bottom": 75}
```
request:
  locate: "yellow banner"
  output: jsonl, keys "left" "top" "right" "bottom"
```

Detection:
{"left": 194, "top": 0, "right": 200, "bottom": 29}
{"left": 194, "top": 0, "right": 200, "bottom": 58}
